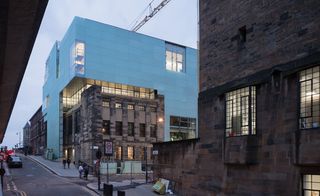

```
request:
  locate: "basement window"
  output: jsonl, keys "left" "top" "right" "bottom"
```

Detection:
{"left": 225, "top": 86, "right": 256, "bottom": 137}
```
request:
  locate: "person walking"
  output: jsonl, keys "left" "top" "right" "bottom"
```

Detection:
{"left": 84, "top": 165, "right": 89, "bottom": 180}
{"left": 62, "top": 159, "right": 66, "bottom": 169}
{"left": 78, "top": 164, "right": 84, "bottom": 179}
{"left": 67, "top": 158, "right": 71, "bottom": 169}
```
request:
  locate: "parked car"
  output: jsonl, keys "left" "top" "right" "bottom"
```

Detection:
{"left": 8, "top": 156, "right": 22, "bottom": 168}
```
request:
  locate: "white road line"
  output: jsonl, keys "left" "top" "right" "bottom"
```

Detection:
{"left": 12, "top": 180, "right": 17, "bottom": 190}
{"left": 6, "top": 182, "right": 10, "bottom": 191}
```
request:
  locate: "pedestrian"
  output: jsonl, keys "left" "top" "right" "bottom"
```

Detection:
{"left": 84, "top": 164, "right": 89, "bottom": 180}
{"left": 67, "top": 158, "right": 71, "bottom": 169}
{"left": 62, "top": 159, "right": 66, "bottom": 169}
{"left": 78, "top": 164, "right": 84, "bottom": 179}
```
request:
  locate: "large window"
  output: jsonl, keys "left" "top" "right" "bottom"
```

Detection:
{"left": 127, "top": 146, "right": 134, "bottom": 160}
{"left": 150, "top": 124, "right": 157, "bottom": 138}
{"left": 170, "top": 116, "right": 196, "bottom": 141}
{"left": 225, "top": 86, "right": 256, "bottom": 137}
{"left": 71, "top": 41, "right": 85, "bottom": 75}
{"left": 303, "top": 174, "right": 320, "bottom": 196}
{"left": 115, "top": 146, "right": 122, "bottom": 160}
{"left": 165, "top": 43, "right": 186, "bottom": 73}
{"left": 128, "top": 122, "right": 134, "bottom": 136}
{"left": 115, "top": 121, "right": 122, "bottom": 136}
{"left": 300, "top": 66, "right": 320, "bottom": 129}
{"left": 101, "top": 82, "right": 155, "bottom": 100}
{"left": 140, "top": 123, "right": 146, "bottom": 137}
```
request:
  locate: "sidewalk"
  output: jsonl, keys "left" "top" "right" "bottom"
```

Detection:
{"left": 25, "top": 155, "right": 163, "bottom": 195}
{"left": 27, "top": 155, "right": 79, "bottom": 177}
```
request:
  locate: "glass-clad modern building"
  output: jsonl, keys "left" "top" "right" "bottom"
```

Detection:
{"left": 43, "top": 17, "right": 198, "bottom": 159}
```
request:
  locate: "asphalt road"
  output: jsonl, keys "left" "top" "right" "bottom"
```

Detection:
{"left": 2, "top": 156, "right": 97, "bottom": 196}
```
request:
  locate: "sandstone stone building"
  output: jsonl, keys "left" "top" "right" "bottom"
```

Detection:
{"left": 22, "top": 122, "right": 30, "bottom": 149}
{"left": 29, "top": 106, "right": 46, "bottom": 155}
{"left": 63, "top": 82, "right": 164, "bottom": 164}
{"left": 154, "top": 0, "right": 320, "bottom": 195}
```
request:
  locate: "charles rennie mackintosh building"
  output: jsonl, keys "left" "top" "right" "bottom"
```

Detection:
{"left": 42, "top": 17, "right": 197, "bottom": 165}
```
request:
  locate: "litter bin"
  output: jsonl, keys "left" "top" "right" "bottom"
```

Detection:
{"left": 118, "top": 190, "right": 125, "bottom": 196}
{"left": 103, "top": 183, "right": 113, "bottom": 196}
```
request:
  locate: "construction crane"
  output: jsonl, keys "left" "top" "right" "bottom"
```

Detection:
{"left": 131, "top": 0, "right": 171, "bottom": 32}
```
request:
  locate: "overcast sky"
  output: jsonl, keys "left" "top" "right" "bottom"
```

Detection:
{"left": 3, "top": 0, "right": 198, "bottom": 148}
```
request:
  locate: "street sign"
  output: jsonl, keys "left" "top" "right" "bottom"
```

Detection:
{"left": 104, "top": 141, "right": 113, "bottom": 156}
{"left": 152, "top": 150, "right": 159, "bottom": 155}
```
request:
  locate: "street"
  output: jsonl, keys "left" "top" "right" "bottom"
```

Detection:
{"left": 3, "top": 156, "right": 97, "bottom": 196}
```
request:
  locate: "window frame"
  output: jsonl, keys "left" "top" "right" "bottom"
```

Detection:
{"left": 225, "top": 86, "right": 256, "bottom": 137}
{"left": 299, "top": 66, "right": 320, "bottom": 130}
{"left": 165, "top": 42, "right": 186, "bottom": 73}
{"left": 139, "top": 123, "right": 146, "bottom": 137}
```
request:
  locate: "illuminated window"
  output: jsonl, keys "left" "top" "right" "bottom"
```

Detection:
{"left": 115, "top": 103, "right": 122, "bottom": 109}
{"left": 150, "top": 124, "right": 157, "bottom": 138}
{"left": 303, "top": 175, "right": 320, "bottom": 196}
{"left": 45, "top": 95, "right": 50, "bottom": 108}
{"left": 71, "top": 40, "right": 85, "bottom": 75}
{"left": 170, "top": 116, "right": 196, "bottom": 141}
{"left": 127, "top": 146, "right": 134, "bottom": 160}
{"left": 115, "top": 146, "right": 122, "bottom": 160}
{"left": 102, "top": 120, "right": 110, "bottom": 135}
{"left": 102, "top": 101, "right": 110, "bottom": 107}
{"left": 116, "top": 121, "right": 122, "bottom": 136}
{"left": 128, "top": 122, "right": 134, "bottom": 136}
{"left": 140, "top": 147, "right": 146, "bottom": 160}
{"left": 44, "top": 58, "right": 49, "bottom": 83}
{"left": 101, "top": 82, "right": 155, "bottom": 100}
{"left": 140, "top": 124, "right": 146, "bottom": 137}
{"left": 300, "top": 66, "right": 320, "bottom": 129}
{"left": 165, "top": 42, "right": 185, "bottom": 73}
{"left": 225, "top": 86, "right": 256, "bottom": 137}
{"left": 137, "top": 105, "right": 145, "bottom": 111}
{"left": 127, "top": 104, "right": 134, "bottom": 110}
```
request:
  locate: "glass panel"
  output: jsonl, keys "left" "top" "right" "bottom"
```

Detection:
{"left": 300, "top": 66, "right": 320, "bottom": 129}
{"left": 166, "top": 51, "right": 172, "bottom": 70}
{"left": 128, "top": 146, "right": 134, "bottom": 160}
{"left": 225, "top": 86, "right": 255, "bottom": 137}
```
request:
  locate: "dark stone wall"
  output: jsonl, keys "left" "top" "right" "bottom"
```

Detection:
{"left": 200, "top": 0, "right": 320, "bottom": 91}
{"left": 153, "top": 0, "right": 320, "bottom": 195}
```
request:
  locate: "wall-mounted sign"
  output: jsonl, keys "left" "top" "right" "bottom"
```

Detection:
{"left": 104, "top": 141, "right": 113, "bottom": 156}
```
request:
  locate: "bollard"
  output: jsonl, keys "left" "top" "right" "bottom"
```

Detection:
{"left": 103, "top": 183, "right": 113, "bottom": 196}
{"left": 117, "top": 190, "right": 125, "bottom": 196}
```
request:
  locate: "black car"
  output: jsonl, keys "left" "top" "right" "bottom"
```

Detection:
{"left": 8, "top": 156, "right": 22, "bottom": 168}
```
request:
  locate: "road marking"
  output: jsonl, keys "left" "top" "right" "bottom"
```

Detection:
{"left": 19, "top": 190, "right": 27, "bottom": 196}
{"left": 12, "top": 180, "right": 17, "bottom": 190}
{"left": 6, "top": 182, "right": 10, "bottom": 191}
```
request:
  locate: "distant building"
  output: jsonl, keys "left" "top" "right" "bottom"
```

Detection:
{"left": 153, "top": 0, "right": 320, "bottom": 195}
{"left": 43, "top": 17, "right": 198, "bottom": 164}
{"left": 22, "top": 122, "right": 30, "bottom": 148}
{"left": 29, "top": 106, "right": 46, "bottom": 155}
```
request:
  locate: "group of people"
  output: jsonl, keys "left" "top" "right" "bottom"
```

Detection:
{"left": 78, "top": 161, "right": 89, "bottom": 180}
{"left": 62, "top": 158, "right": 71, "bottom": 169}
{"left": 62, "top": 158, "right": 89, "bottom": 180}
